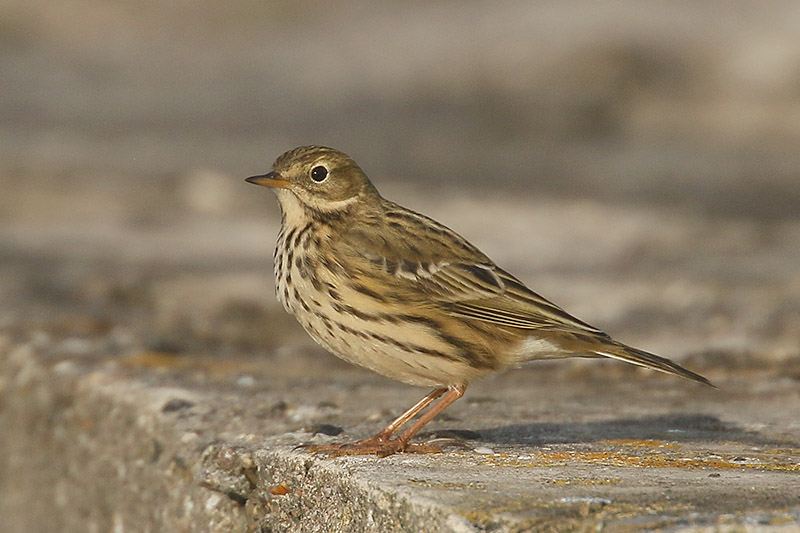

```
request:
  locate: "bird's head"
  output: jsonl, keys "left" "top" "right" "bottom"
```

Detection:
{"left": 246, "top": 146, "right": 379, "bottom": 216}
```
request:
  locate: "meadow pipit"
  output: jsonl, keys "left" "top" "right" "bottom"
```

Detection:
{"left": 247, "top": 146, "right": 712, "bottom": 457}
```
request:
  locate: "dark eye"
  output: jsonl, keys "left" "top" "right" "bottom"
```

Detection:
{"left": 310, "top": 165, "right": 328, "bottom": 182}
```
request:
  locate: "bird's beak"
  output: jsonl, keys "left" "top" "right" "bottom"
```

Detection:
{"left": 245, "top": 171, "right": 292, "bottom": 189}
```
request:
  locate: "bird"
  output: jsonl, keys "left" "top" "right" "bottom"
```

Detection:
{"left": 246, "top": 145, "right": 712, "bottom": 457}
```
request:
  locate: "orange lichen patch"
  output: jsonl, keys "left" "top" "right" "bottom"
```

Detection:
{"left": 483, "top": 451, "right": 800, "bottom": 472}
{"left": 764, "top": 448, "right": 800, "bottom": 455}
{"left": 598, "top": 439, "right": 680, "bottom": 449}
{"left": 121, "top": 352, "right": 194, "bottom": 370}
{"left": 119, "top": 352, "right": 265, "bottom": 379}
{"left": 768, "top": 515, "right": 799, "bottom": 526}
{"left": 547, "top": 478, "right": 622, "bottom": 486}
{"left": 460, "top": 510, "right": 494, "bottom": 524}
{"left": 269, "top": 482, "right": 291, "bottom": 495}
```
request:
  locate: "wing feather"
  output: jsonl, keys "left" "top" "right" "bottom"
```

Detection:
{"left": 339, "top": 212, "right": 604, "bottom": 336}
{"left": 334, "top": 201, "right": 711, "bottom": 386}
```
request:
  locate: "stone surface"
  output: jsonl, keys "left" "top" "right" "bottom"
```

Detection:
{"left": 1, "top": 326, "right": 799, "bottom": 532}
{"left": 2, "top": 1, "right": 800, "bottom": 530}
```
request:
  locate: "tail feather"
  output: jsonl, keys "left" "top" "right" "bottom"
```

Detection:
{"left": 593, "top": 343, "right": 714, "bottom": 387}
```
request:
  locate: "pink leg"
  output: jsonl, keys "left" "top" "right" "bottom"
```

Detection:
{"left": 377, "top": 385, "right": 466, "bottom": 457}
{"left": 306, "top": 385, "right": 466, "bottom": 457}
{"left": 373, "top": 387, "right": 447, "bottom": 440}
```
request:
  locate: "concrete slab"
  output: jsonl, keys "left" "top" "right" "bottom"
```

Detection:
{"left": 2, "top": 326, "right": 798, "bottom": 532}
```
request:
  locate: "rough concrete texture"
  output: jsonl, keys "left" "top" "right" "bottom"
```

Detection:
{"left": 3, "top": 1, "right": 800, "bottom": 531}
{"left": 2, "top": 323, "right": 799, "bottom": 532}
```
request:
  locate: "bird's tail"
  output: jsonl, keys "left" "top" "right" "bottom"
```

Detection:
{"left": 592, "top": 342, "right": 714, "bottom": 387}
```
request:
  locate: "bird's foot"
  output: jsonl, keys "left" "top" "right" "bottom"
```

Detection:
{"left": 303, "top": 436, "right": 443, "bottom": 458}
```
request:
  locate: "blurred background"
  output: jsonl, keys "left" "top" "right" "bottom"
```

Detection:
{"left": 2, "top": 0, "right": 799, "bottom": 371}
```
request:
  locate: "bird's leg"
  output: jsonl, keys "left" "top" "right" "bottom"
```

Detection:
{"left": 305, "top": 387, "right": 446, "bottom": 455}
{"left": 377, "top": 385, "right": 466, "bottom": 457}
{"left": 370, "top": 387, "right": 448, "bottom": 441}
{"left": 306, "top": 386, "right": 466, "bottom": 457}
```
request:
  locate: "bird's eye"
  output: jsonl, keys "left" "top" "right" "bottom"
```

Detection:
{"left": 310, "top": 165, "right": 328, "bottom": 183}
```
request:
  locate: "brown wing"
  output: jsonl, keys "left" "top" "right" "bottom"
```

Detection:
{"left": 338, "top": 202, "right": 606, "bottom": 336}
{"left": 336, "top": 202, "right": 712, "bottom": 386}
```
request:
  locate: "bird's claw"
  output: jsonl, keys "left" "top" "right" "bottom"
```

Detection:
{"left": 302, "top": 438, "right": 443, "bottom": 457}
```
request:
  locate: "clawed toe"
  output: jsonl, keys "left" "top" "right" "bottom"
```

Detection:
{"left": 296, "top": 387, "right": 467, "bottom": 457}
{"left": 302, "top": 438, "right": 444, "bottom": 458}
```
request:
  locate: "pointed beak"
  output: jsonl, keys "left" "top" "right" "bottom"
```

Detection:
{"left": 245, "top": 171, "right": 292, "bottom": 189}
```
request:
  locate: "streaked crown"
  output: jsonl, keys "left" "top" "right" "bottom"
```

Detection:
{"left": 247, "top": 146, "right": 380, "bottom": 213}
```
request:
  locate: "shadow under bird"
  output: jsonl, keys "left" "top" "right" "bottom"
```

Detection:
{"left": 246, "top": 146, "right": 712, "bottom": 457}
